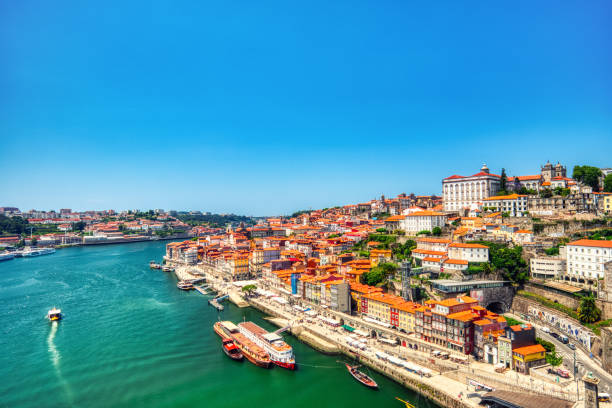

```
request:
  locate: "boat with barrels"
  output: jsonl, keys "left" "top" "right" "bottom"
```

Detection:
{"left": 345, "top": 364, "right": 378, "bottom": 389}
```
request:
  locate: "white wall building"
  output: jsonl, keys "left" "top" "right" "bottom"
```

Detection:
{"left": 447, "top": 243, "right": 489, "bottom": 262}
{"left": 566, "top": 239, "right": 612, "bottom": 282}
{"left": 530, "top": 257, "right": 566, "bottom": 280}
{"left": 401, "top": 211, "right": 447, "bottom": 233}
{"left": 482, "top": 194, "right": 528, "bottom": 217}
{"left": 442, "top": 164, "right": 501, "bottom": 212}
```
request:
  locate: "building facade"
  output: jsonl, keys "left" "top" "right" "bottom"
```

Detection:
{"left": 442, "top": 164, "right": 501, "bottom": 212}
{"left": 566, "top": 239, "right": 612, "bottom": 284}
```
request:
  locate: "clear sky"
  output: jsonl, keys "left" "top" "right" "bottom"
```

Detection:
{"left": 1, "top": 1, "right": 611, "bottom": 215}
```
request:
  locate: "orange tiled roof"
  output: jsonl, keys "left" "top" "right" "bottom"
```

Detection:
{"left": 567, "top": 239, "right": 612, "bottom": 249}
{"left": 449, "top": 243, "right": 488, "bottom": 249}
{"left": 512, "top": 344, "right": 546, "bottom": 356}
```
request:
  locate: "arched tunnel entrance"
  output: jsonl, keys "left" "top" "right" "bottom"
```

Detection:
{"left": 486, "top": 301, "right": 507, "bottom": 314}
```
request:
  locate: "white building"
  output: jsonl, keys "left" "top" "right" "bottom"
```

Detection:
{"left": 442, "top": 164, "right": 501, "bottom": 212}
{"left": 447, "top": 243, "right": 489, "bottom": 263}
{"left": 566, "top": 239, "right": 612, "bottom": 283}
{"left": 482, "top": 194, "right": 528, "bottom": 217}
{"left": 401, "top": 210, "right": 447, "bottom": 233}
{"left": 530, "top": 257, "right": 566, "bottom": 280}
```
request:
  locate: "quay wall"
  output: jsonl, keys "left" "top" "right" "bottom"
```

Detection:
{"left": 248, "top": 298, "right": 470, "bottom": 408}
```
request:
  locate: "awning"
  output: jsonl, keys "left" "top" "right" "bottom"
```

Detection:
{"left": 342, "top": 324, "right": 355, "bottom": 332}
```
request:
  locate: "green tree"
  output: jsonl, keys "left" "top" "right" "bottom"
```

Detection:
{"left": 578, "top": 295, "right": 601, "bottom": 323}
{"left": 468, "top": 241, "right": 529, "bottom": 283}
{"left": 539, "top": 189, "right": 553, "bottom": 198}
{"left": 432, "top": 226, "right": 442, "bottom": 236}
{"left": 0, "top": 215, "right": 29, "bottom": 235}
{"left": 362, "top": 263, "right": 397, "bottom": 286}
{"left": 536, "top": 337, "right": 556, "bottom": 353}
{"left": 573, "top": 165, "right": 602, "bottom": 192}
{"left": 604, "top": 174, "right": 612, "bottom": 193}
{"left": 241, "top": 284, "right": 257, "bottom": 296}
{"left": 31, "top": 237, "right": 38, "bottom": 246}
{"left": 73, "top": 221, "right": 86, "bottom": 232}
{"left": 500, "top": 168, "right": 507, "bottom": 192}
{"left": 546, "top": 351, "right": 563, "bottom": 367}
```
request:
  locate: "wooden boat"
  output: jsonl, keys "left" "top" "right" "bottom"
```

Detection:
{"left": 346, "top": 364, "right": 378, "bottom": 389}
{"left": 222, "top": 339, "right": 244, "bottom": 361}
{"left": 149, "top": 261, "right": 161, "bottom": 269}
{"left": 47, "top": 307, "right": 62, "bottom": 321}
{"left": 161, "top": 266, "right": 174, "bottom": 272}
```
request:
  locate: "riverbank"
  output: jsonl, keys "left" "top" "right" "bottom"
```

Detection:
{"left": 166, "top": 260, "right": 474, "bottom": 408}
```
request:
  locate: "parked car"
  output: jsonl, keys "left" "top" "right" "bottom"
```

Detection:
{"left": 560, "top": 335, "right": 569, "bottom": 344}
{"left": 568, "top": 343, "right": 576, "bottom": 350}
{"left": 541, "top": 327, "right": 550, "bottom": 333}
{"left": 551, "top": 332, "right": 560, "bottom": 339}
{"left": 548, "top": 367, "right": 570, "bottom": 379}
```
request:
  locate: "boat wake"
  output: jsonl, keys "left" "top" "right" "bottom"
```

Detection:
{"left": 47, "top": 321, "right": 74, "bottom": 404}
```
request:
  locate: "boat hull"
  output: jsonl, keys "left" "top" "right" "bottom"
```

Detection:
{"left": 222, "top": 341, "right": 244, "bottom": 361}
{"left": 241, "top": 350, "right": 271, "bottom": 368}
{"left": 273, "top": 360, "right": 296, "bottom": 370}
{"left": 346, "top": 364, "right": 378, "bottom": 389}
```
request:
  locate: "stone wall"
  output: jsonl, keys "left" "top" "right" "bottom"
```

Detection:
{"left": 601, "top": 328, "right": 612, "bottom": 374}
{"left": 523, "top": 282, "right": 580, "bottom": 310}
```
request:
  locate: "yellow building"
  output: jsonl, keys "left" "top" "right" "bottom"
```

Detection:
{"left": 370, "top": 249, "right": 392, "bottom": 266}
{"left": 605, "top": 195, "right": 612, "bottom": 214}
{"left": 349, "top": 282, "right": 382, "bottom": 313}
{"left": 460, "top": 217, "right": 484, "bottom": 230}
{"left": 512, "top": 344, "right": 546, "bottom": 374}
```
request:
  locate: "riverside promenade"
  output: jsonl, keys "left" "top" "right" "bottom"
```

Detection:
{"left": 164, "top": 260, "right": 580, "bottom": 407}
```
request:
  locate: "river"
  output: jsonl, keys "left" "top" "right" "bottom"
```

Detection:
{"left": 0, "top": 241, "right": 435, "bottom": 408}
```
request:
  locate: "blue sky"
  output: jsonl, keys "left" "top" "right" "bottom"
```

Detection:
{"left": 1, "top": 1, "right": 611, "bottom": 215}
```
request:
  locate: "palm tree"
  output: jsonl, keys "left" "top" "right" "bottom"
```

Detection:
{"left": 578, "top": 295, "right": 601, "bottom": 323}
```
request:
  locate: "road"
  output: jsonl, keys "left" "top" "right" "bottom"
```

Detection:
{"left": 507, "top": 313, "right": 612, "bottom": 395}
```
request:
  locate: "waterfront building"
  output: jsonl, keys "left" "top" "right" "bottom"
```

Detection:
{"left": 442, "top": 164, "right": 501, "bottom": 212}
{"left": 349, "top": 282, "right": 383, "bottom": 314}
{"left": 566, "top": 239, "right": 612, "bottom": 284}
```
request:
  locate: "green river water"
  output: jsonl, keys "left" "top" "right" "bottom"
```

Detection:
{"left": 0, "top": 241, "right": 436, "bottom": 408}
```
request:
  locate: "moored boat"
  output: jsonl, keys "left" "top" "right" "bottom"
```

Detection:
{"left": 161, "top": 265, "right": 174, "bottom": 272}
{"left": 214, "top": 321, "right": 240, "bottom": 340}
{"left": 47, "top": 307, "right": 62, "bottom": 321}
{"left": 231, "top": 332, "right": 271, "bottom": 368}
{"left": 0, "top": 252, "right": 15, "bottom": 262}
{"left": 222, "top": 338, "right": 244, "bottom": 361}
{"left": 177, "top": 281, "right": 194, "bottom": 290}
{"left": 346, "top": 364, "right": 378, "bottom": 389}
{"left": 238, "top": 321, "right": 295, "bottom": 370}
{"left": 149, "top": 261, "right": 161, "bottom": 269}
